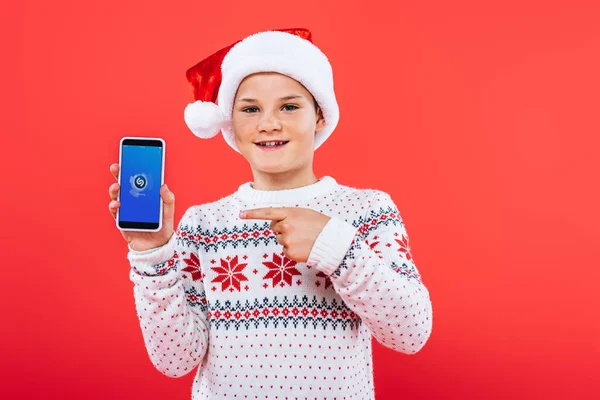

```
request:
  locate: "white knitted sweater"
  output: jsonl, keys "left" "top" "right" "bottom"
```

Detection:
{"left": 127, "top": 176, "right": 433, "bottom": 399}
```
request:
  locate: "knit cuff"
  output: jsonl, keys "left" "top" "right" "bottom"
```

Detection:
{"left": 127, "top": 233, "right": 177, "bottom": 276}
{"left": 307, "top": 217, "right": 358, "bottom": 276}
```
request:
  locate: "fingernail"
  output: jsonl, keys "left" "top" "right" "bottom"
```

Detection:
{"left": 164, "top": 184, "right": 170, "bottom": 193}
{"left": 239, "top": 211, "right": 246, "bottom": 218}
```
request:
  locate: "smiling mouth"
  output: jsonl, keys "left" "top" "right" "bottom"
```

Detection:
{"left": 255, "top": 141, "right": 290, "bottom": 147}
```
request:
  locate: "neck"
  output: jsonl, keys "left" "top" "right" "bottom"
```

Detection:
{"left": 250, "top": 167, "right": 318, "bottom": 191}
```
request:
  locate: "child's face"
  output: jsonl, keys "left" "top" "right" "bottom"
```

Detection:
{"left": 232, "top": 72, "right": 325, "bottom": 177}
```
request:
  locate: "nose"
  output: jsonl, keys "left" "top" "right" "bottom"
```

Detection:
{"left": 257, "top": 110, "right": 282, "bottom": 133}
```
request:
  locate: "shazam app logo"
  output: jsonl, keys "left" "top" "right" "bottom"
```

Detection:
{"left": 133, "top": 174, "right": 147, "bottom": 189}
{"left": 129, "top": 173, "right": 152, "bottom": 198}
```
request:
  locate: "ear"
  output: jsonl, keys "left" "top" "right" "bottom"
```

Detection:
{"left": 315, "top": 107, "right": 326, "bottom": 133}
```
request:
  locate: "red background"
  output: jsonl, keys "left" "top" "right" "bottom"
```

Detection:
{"left": 2, "top": 0, "right": 599, "bottom": 399}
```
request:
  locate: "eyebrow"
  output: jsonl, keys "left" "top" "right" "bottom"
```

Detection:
{"left": 237, "top": 95, "right": 303, "bottom": 103}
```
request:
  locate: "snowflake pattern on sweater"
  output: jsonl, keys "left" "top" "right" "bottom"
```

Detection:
{"left": 127, "top": 176, "right": 433, "bottom": 400}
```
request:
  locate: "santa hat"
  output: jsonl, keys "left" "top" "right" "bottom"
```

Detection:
{"left": 183, "top": 28, "right": 339, "bottom": 153}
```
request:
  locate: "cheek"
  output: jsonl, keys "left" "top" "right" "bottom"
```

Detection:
{"left": 299, "top": 120, "right": 318, "bottom": 146}
{"left": 289, "top": 114, "right": 317, "bottom": 143}
{"left": 232, "top": 119, "right": 253, "bottom": 143}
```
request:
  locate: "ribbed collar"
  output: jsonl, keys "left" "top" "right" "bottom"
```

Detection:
{"left": 235, "top": 176, "right": 337, "bottom": 205}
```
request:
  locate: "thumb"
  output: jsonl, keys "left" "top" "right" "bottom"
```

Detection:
{"left": 161, "top": 184, "right": 175, "bottom": 218}
{"left": 161, "top": 184, "right": 174, "bottom": 201}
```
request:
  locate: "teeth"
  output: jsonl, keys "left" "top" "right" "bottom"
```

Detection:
{"left": 258, "top": 141, "right": 287, "bottom": 147}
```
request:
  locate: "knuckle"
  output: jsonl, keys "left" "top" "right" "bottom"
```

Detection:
{"left": 286, "top": 249, "right": 297, "bottom": 259}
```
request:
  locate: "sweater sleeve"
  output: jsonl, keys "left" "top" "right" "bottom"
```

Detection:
{"left": 127, "top": 206, "right": 209, "bottom": 377}
{"left": 307, "top": 191, "right": 433, "bottom": 354}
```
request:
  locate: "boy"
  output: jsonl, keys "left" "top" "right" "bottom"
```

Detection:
{"left": 108, "top": 28, "right": 432, "bottom": 399}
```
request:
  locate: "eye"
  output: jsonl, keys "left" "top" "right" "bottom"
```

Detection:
{"left": 282, "top": 104, "right": 299, "bottom": 111}
{"left": 242, "top": 106, "right": 259, "bottom": 113}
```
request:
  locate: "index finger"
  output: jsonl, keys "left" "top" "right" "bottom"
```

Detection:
{"left": 110, "top": 163, "right": 119, "bottom": 182}
{"left": 239, "top": 207, "right": 288, "bottom": 221}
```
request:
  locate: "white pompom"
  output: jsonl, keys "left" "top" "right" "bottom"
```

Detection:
{"left": 184, "top": 101, "right": 225, "bottom": 139}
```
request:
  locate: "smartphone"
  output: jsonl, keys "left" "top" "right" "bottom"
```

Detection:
{"left": 116, "top": 136, "right": 166, "bottom": 232}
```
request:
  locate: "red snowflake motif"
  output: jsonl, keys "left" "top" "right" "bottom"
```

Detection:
{"left": 210, "top": 255, "right": 249, "bottom": 292}
{"left": 316, "top": 271, "right": 333, "bottom": 289}
{"left": 395, "top": 234, "right": 413, "bottom": 261}
{"left": 181, "top": 253, "right": 202, "bottom": 281}
{"left": 262, "top": 253, "right": 301, "bottom": 287}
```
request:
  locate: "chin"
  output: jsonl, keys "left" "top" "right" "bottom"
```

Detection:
{"left": 254, "top": 162, "right": 290, "bottom": 174}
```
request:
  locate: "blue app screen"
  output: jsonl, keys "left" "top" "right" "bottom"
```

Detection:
{"left": 120, "top": 144, "right": 163, "bottom": 223}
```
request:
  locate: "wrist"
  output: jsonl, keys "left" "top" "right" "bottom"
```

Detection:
{"left": 128, "top": 233, "right": 173, "bottom": 253}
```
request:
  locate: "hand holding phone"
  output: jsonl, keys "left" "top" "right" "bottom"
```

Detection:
{"left": 108, "top": 137, "right": 175, "bottom": 251}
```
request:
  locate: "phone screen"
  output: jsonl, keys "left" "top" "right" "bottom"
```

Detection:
{"left": 118, "top": 138, "right": 164, "bottom": 230}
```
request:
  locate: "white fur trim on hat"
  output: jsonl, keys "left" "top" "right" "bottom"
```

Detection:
{"left": 184, "top": 100, "right": 226, "bottom": 139}
{"left": 218, "top": 30, "right": 339, "bottom": 153}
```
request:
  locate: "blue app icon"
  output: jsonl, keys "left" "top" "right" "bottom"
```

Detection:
{"left": 129, "top": 173, "right": 152, "bottom": 197}
{"left": 133, "top": 174, "right": 147, "bottom": 189}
